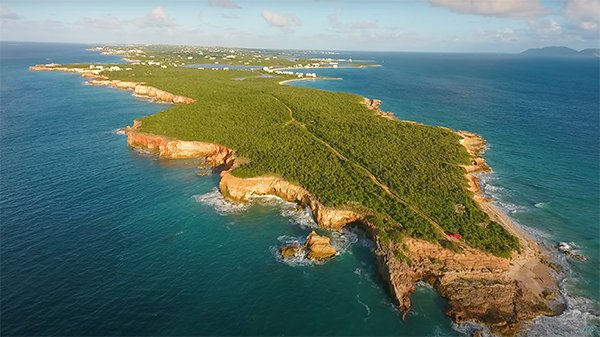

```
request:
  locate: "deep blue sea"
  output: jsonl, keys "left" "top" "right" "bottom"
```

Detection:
{"left": 1, "top": 43, "right": 598, "bottom": 336}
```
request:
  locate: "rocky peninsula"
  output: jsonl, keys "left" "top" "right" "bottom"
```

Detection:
{"left": 30, "top": 61, "right": 565, "bottom": 336}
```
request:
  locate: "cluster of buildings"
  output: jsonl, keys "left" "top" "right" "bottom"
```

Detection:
{"left": 262, "top": 67, "right": 317, "bottom": 78}
{"left": 88, "top": 65, "right": 132, "bottom": 72}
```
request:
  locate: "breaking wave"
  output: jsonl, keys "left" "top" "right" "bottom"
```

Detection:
{"left": 193, "top": 188, "right": 248, "bottom": 215}
{"left": 523, "top": 290, "right": 600, "bottom": 337}
{"left": 466, "top": 171, "right": 600, "bottom": 337}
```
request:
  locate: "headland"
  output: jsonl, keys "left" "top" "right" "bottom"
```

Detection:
{"left": 29, "top": 45, "right": 566, "bottom": 335}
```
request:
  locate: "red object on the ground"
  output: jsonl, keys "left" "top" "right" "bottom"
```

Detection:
{"left": 448, "top": 233, "right": 462, "bottom": 240}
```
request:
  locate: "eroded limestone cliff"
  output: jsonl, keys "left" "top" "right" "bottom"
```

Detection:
{"left": 29, "top": 65, "right": 195, "bottom": 104}
{"left": 123, "top": 119, "right": 563, "bottom": 336}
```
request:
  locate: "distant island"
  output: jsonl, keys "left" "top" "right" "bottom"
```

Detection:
{"left": 521, "top": 46, "right": 600, "bottom": 57}
{"left": 30, "top": 45, "right": 566, "bottom": 336}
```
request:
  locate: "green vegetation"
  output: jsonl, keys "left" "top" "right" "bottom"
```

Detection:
{"left": 81, "top": 48, "right": 518, "bottom": 257}
{"left": 93, "top": 44, "right": 372, "bottom": 69}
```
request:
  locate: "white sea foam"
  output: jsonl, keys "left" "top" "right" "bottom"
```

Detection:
{"left": 462, "top": 170, "right": 600, "bottom": 336}
{"left": 452, "top": 322, "right": 494, "bottom": 337}
{"left": 523, "top": 297, "right": 600, "bottom": 337}
{"left": 356, "top": 294, "right": 372, "bottom": 318}
{"left": 280, "top": 204, "right": 318, "bottom": 229}
{"left": 497, "top": 200, "right": 528, "bottom": 214}
{"left": 193, "top": 188, "right": 248, "bottom": 215}
{"left": 112, "top": 128, "right": 127, "bottom": 135}
{"left": 270, "top": 243, "right": 315, "bottom": 267}
{"left": 330, "top": 229, "right": 359, "bottom": 253}
{"left": 272, "top": 227, "right": 364, "bottom": 266}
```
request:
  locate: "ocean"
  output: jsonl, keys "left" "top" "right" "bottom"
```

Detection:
{"left": 1, "top": 42, "right": 598, "bottom": 336}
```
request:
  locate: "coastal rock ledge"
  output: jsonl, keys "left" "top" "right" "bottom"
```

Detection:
{"left": 123, "top": 121, "right": 564, "bottom": 336}
{"left": 29, "top": 64, "right": 195, "bottom": 104}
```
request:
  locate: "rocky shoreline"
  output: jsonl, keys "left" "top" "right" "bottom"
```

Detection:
{"left": 29, "top": 65, "right": 195, "bottom": 104}
{"left": 30, "top": 64, "right": 565, "bottom": 336}
{"left": 123, "top": 120, "right": 564, "bottom": 336}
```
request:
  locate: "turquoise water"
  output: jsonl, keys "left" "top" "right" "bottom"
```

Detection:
{"left": 290, "top": 52, "right": 600, "bottom": 335}
{"left": 1, "top": 43, "right": 457, "bottom": 336}
{"left": 1, "top": 43, "right": 598, "bottom": 336}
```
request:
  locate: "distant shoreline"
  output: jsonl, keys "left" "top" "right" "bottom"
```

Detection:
{"left": 278, "top": 76, "right": 342, "bottom": 85}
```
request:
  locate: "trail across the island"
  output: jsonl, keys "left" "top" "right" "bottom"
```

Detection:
{"left": 270, "top": 94, "right": 449, "bottom": 237}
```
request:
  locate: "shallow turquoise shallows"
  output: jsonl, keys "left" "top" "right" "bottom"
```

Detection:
{"left": 1, "top": 43, "right": 598, "bottom": 336}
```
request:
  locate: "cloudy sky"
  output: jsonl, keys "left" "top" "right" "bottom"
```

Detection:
{"left": 0, "top": 0, "right": 598, "bottom": 52}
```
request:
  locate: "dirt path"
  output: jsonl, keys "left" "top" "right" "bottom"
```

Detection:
{"left": 271, "top": 94, "right": 449, "bottom": 236}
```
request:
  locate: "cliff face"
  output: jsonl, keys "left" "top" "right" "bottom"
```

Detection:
{"left": 123, "top": 121, "right": 563, "bottom": 336}
{"left": 89, "top": 79, "right": 195, "bottom": 104}
{"left": 362, "top": 97, "right": 397, "bottom": 121}
{"left": 29, "top": 65, "right": 195, "bottom": 105}
{"left": 219, "top": 171, "right": 362, "bottom": 229}
{"left": 126, "top": 123, "right": 234, "bottom": 166}
{"left": 125, "top": 122, "right": 362, "bottom": 230}
{"left": 396, "top": 238, "right": 559, "bottom": 335}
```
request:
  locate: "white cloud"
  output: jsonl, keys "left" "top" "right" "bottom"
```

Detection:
{"left": 221, "top": 13, "right": 239, "bottom": 19}
{"left": 527, "top": 19, "right": 563, "bottom": 40}
{"left": 261, "top": 10, "right": 300, "bottom": 29}
{"left": 565, "top": 0, "right": 600, "bottom": 32}
{"left": 478, "top": 27, "right": 519, "bottom": 42}
{"left": 207, "top": 0, "right": 241, "bottom": 10}
{"left": 327, "top": 14, "right": 378, "bottom": 33}
{"left": 77, "top": 15, "right": 127, "bottom": 31}
{"left": 430, "top": 0, "right": 545, "bottom": 18}
{"left": 0, "top": 5, "right": 20, "bottom": 19}
{"left": 135, "top": 7, "right": 175, "bottom": 28}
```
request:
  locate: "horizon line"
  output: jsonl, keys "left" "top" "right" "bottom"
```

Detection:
{"left": 1, "top": 40, "right": 598, "bottom": 55}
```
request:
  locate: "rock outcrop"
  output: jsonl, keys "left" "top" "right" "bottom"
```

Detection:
{"left": 279, "top": 244, "right": 305, "bottom": 259}
{"left": 394, "top": 238, "right": 561, "bottom": 335}
{"left": 219, "top": 171, "right": 362, "bottom": 229}
{"left": 305, "top": 231, "right": 337, "bottom": 260}
{"left": 29, "top": 64, "right": 105, "bottom": 78}
{"left": 362, "top": 97, "right": 397, "bottom": 121}
{"left": 29, "top": 64, "right": 194, "bottom": 104}
{"left": 279, "top": 231, "right": 337, "bottom": 261}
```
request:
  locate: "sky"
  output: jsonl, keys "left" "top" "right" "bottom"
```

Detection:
{"left": 0, "top": 0, "right": 598, "bottom": 52}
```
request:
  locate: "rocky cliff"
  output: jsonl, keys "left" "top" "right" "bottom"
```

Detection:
{"left": 219, "top": 171, "right": 362, "bottom": 229}
{"left": 29, "top": 64, "right": 194, "bottom": 104}
{"left": 124, "top": 122, "right": 362, "bottom": 230}
{"left": 362, "top": 97, "right": 397, "bottom": 121}
{"left": 123, "top": 119, "right": 563, "bottom": 336}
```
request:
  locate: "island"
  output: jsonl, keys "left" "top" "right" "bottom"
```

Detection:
{"left": 30, "top": 45, "right": 566, "bottom": 336}
{"left": 521, "top": 46, "right": 600, "bottom": 57}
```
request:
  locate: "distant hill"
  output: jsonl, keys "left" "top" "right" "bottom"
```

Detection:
{"left": 521, "top": 46, "right": 600, "bottom": 57}
{"left": 579, "top": 48, "right": 600, "bottom": 57}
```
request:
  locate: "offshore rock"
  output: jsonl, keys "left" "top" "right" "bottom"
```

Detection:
{"left": 305, "top": 231, "right": 336, "bottom": 260}
{"left": 279, "top": 243, "right": 305, "bottom": 259}
{"left": 279, "top": 231, "right": 337, "bottom": 261}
